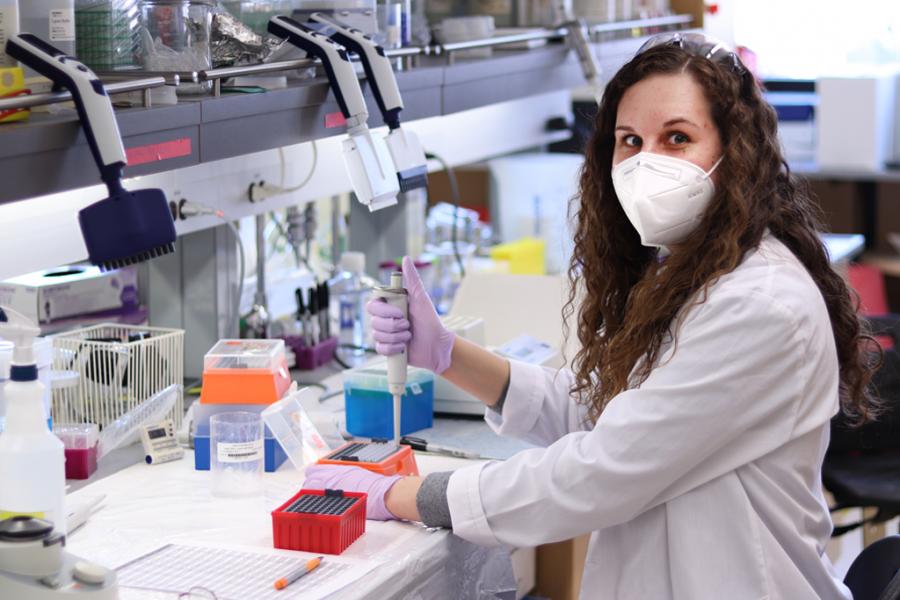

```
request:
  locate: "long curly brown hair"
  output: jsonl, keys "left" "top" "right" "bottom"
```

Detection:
{"left": 564, "top": 45, "right": 880, "bottom": 426}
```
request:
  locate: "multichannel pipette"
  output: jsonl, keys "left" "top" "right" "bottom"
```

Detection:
{"left": 373, "top": 272, "right": 408, "bottom": 443}
{"left": 267, "top": 16, "right": 400, "bottom": 212}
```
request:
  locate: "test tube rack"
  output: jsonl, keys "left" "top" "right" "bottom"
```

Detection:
{"left": 272, "top": 488, "right": 367, "bottom": 555}
{"left": 317, "top": 441, "right": 419, "bottom": 476}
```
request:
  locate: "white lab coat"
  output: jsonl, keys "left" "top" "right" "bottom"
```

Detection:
{"left": 446, "top": 234, "right": 852, "bottom": 599}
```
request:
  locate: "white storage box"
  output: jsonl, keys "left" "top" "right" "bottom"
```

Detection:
{"left": 0, "top": 264, "right": 138, "bottom": 324}
{"left": 817, "top": 72, "right": 900, "bottom": 171}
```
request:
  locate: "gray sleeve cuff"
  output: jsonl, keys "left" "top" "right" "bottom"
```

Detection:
{"left": 416, "top": 471, "right": 453, "bottom": 528}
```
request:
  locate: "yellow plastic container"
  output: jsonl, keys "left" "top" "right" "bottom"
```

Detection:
{"left": 0, "top": 67, "right": 30, "bottom": 124}
{"left": 490, "top": 238, "right": 546, "bottom": 275}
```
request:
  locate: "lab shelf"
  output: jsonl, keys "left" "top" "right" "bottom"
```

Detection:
{"left": 197, "top": 65, "right": 444, "bottom": 165}
{"left": 0, "top": 103, "right": 201, "bottom": 202}
{"left": 0, "top": 30, "right": 671, "bottom": 205}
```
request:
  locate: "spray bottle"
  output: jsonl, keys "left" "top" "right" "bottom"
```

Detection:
{"left": 0, "top": 306, "right": 66, "bottom": 535}
{"left": 373, "top": 272, "right": 408, "bottom": 443}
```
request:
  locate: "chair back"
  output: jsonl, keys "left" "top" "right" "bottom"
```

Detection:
{"left": 844, "top": 535, "right": 900, "bottom": 600}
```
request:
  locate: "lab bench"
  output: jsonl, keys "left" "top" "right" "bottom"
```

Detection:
{"left": 65, "top": 448, "right": 517, "bottom": 599}
{"left": 64, "top": 358, "right": 537, "bottom": 597}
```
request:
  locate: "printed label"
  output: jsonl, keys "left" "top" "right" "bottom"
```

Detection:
{"left": 324, "top": 111, "right": 347, "bottom": 129}
{"left": 0, "top": 8, "right": 18, "bottom": 68}
{"left": 49, "top": 8, "right": 75, "bottom": 42}
{"left": 409, "top": 382, "right": 422, "bottom": 395}
{"left": 217, "top": 440, "right": 263, "bottom": 464}
{"left": 125, "top": 138, "right": 193, "bottom": 166}
{"left": 339, "top": 299, "right": 355, "bottom": 330}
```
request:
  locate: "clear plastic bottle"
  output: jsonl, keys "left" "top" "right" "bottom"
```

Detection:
{"left": 328, "top": 252, "right": 377, "bottom": 365}
{"left": 0, "top": 0, "right": 19, "bottom": 69}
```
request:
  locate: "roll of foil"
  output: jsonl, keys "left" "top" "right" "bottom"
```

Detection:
{"left": 211, "top": 11, "right": 284, "bottom": 67}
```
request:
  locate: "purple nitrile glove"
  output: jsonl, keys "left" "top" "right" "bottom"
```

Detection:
{"left": 302, "top": 464, "right": 402, "bottom": 521}
{"left": 366, "top": 256, "right": 456, "bottom": 374}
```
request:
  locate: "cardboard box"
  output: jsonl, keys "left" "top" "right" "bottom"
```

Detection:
{"left": 427, "top": 164, "right": 491, "bottom": 222}
{"left": 535, "top": 535, "right": 590, "bottom": 600}
{"left": 0, "top": 265, "right": 138, "bottom": 324}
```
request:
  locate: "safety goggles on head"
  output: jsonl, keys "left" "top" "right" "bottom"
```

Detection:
{"left": 636, "top": 32, "right": 747, "bottom": 77}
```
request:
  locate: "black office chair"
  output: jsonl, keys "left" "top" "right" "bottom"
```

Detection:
{"left": 823, "top": 316, "right": 900, "bottom": 537}
{"left": 844, "top": 535, "right": 900, "bottom": 600}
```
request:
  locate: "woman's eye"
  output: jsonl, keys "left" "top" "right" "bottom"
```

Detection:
{"left": 668, "top": 132, "right": 689, "bottom": 145}
{"left": 622, "top": 134, "right": 641, "bottom": 147}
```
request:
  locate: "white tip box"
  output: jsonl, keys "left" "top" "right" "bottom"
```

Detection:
{"left": 816, "top": 71, "right": 900, "bottom": 171}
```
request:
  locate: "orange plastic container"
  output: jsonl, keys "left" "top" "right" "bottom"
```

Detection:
{"left": 199, "top": 339, "right": 292, "bottom": 405}
{"left": 272, "top": 489, "right": 366, "bottom": 555}
{"left": 317, "top": 442, "right": 419, "bottom": 476}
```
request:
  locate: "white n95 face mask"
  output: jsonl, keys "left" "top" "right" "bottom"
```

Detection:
{"left": 612, "top": 152, "right": 723, "bottom": 248}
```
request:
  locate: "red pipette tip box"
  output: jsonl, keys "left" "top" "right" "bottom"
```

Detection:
{"left": 272, "top": 488, "right": 367, "bottom": 555}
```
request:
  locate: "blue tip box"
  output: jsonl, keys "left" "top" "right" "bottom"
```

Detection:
{"left": 193, "top": 422, "right": 286, "bottom": 472}
{"left": 343, "top": 363, "right": 434, "bottom": 439}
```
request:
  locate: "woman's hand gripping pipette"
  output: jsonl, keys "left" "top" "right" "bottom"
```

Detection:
{"left": 372, "top": 271, "right": 410, "bottom": 443}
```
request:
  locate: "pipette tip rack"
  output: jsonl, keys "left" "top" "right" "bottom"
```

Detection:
{"left": 272, "top": 488, "right": 367, "bottom": 554}
{"left": 317, "top": 441, "right": 419, "bottom": 476}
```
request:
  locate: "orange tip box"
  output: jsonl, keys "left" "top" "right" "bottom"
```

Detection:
{"left": 317, "top": 441, "right": 419, "bottom": 476}
{"left": 272, "top": 489, "right": 366, "bottom": 555}
{"left": 200, "top": 339, "right": 291, "bottom": 405}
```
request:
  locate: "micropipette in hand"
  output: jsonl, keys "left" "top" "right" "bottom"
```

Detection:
{"left": 373, "top": 272, "right": 408, "bottom": 443}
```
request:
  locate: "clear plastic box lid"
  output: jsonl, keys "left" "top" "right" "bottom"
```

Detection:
{"left": 343, "top": 359, "right": 433, "bottom": 392}
{"left": 262, "top": 386, "right": 333, "bottom": 469}
{"left": 54, "top": 423, "right": 100, "bottom": 449}
{"left": 203, "top": 339, "right": 285, "bottom": 373}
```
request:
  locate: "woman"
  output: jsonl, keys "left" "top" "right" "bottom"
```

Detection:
{"left": 306, "top": 33, "right": 879, "bottom": 599}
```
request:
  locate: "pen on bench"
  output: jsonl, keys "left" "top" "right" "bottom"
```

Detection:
{"left": 401, "top": 436, "right": 482, "bottom": 460}
{"left": 274, "top": 555, "right": 323, "bottom": 590}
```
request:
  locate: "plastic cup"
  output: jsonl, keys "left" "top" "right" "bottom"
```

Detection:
{"left": 210, "top": 411, "right": 263, "bottom": 497}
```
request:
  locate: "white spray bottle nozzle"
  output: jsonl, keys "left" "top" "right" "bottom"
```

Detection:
{"left": 0, "top": 305, "right": 40, "bottom": 367}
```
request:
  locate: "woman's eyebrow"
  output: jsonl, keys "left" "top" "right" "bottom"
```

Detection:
{"left": 662, "top": 117, "right": 699, "bottom": 128}
{"left": 614, "top": 125, "right": 636, "bottom": 132}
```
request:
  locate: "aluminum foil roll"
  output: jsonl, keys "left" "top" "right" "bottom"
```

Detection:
{"left": 211, "top": 10, "right": 284, "bottom": 67}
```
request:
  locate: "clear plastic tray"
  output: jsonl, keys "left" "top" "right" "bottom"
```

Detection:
{"left": 97, "top": 383, "right": 181, "bottom": 458}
